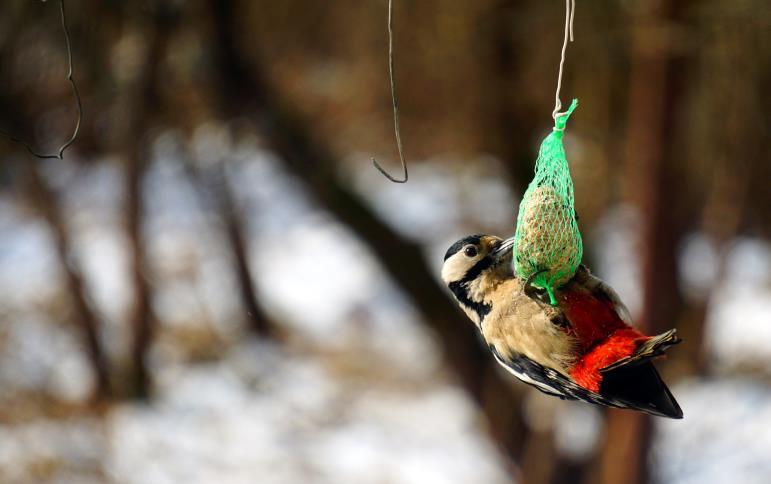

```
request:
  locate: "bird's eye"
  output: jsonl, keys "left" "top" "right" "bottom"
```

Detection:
{"left": 464, "top": 246, "right": 478, "bottom": 257}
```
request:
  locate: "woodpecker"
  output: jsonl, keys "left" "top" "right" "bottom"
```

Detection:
{"left": 441, "top": 234, "right": 683, "bottom": 419}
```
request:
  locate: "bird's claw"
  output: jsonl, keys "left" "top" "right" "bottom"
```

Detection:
{"left": 524, "top": 268, "right": 549, "bottom": 303}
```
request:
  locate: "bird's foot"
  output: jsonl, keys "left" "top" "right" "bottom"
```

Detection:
{"left": 524, "top": 268, "right": 551, "bottom": 306}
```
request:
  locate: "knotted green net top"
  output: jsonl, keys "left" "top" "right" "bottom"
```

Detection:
{"left": 513, "top": 99, "right": 582, "bottom": 304}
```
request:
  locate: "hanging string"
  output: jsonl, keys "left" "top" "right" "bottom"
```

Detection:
{"left": 552, "top": 0, "right": 575, "bottom": 123}
{"left": 0, "top": 0, "right": 82, "bottom": 160}
{"left": 371, "top": 0, "right": 408, "bottom": 184}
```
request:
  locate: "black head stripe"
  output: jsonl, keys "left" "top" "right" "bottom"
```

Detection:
{"left": 449, "top": 281, "right": 492, "bottom": 320}
{"left": 447, "top": 254, "right": 496, "bottom": 322}
{"left": 461, "top": 254, "right": 495, "bottom": 283}
{"left": 444, "top": 234, "right": 484, "bottom": 261}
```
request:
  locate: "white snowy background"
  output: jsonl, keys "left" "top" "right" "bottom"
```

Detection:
{"left": 1, "top": 134, "right": 770, "bottom": 484}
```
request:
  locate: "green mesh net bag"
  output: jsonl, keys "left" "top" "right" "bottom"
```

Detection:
{"left": 513, "top": 99, "right": 582, "bottom": 304}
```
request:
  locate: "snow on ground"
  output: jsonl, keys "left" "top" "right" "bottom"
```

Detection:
{"left": 587, "top": 204, "right": 644, "bottom": 318}
{"left": 346, "top": 153, "right": 517, "bottom": 247}
{"left": 653, "top": 378, "right": 771, "bottom": 484}
{"left": 105, "top": 342, "right": 509, "bottom": 484}
{"left": 703, "top": 238, "right": 771, "bottom": 368}
{"left": 0, "top": 417, "right": 105, "bottom": 484}
{"left": 0, "top": 312, "right": 94, "bottom": 403}
{"left": 0, "top": 198, "right": 64, "bottom": 311}
{"left": 0, "top": 341, "right": 510, "bottom": 484}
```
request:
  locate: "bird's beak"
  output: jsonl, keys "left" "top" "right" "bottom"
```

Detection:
{"left": 493, "top": 236, "right": 515, "bottom": 261}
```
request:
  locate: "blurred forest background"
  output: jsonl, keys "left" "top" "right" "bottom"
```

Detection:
{"left": 0, "top": 0, "right": 769, "bottom": 483}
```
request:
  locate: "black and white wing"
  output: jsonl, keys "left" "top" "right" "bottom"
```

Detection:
{"left": 489, "top": 347, "right": 683, "bottom": 419}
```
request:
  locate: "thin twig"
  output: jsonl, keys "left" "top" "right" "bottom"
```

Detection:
{"left": 0, "top": 0, "right": 82, "bottom": 159}
{"left": 371, "top": 0, "right": 408, "bottom": 183}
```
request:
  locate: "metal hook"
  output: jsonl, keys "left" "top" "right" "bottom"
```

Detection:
{"left": 0, "top": 0, "right": 82, "bottom": 160}
{"left": 371, "top": 0, "right": 408, "bottom": 183}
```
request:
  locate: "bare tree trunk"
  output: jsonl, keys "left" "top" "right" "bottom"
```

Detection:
{"left": 125, "top": 145, "right": 153, "bottom": 399}
{"left": 24, "top": 161, "right": 111, "bottom": 401}
{"left": 218, "top": 168, "right": 279, "bottom": 337}
{"left": 192, "top": 161, "right": 281, "bottom": 338}
{"left": 598, "top": 1, "right": 690, "bottom": 483}
{"left": 680, "top": 6, "right": 759, "bottom": 376}
{"left": 122, "top": 8, "right": 174, "bottom": 399}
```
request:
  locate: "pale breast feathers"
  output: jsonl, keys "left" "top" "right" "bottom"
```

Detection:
{"left": 481, "top": 278, "right": 577, "bottom": 375}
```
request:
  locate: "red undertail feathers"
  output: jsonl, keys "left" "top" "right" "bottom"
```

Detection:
{"left": 557, "top": 286, "right": 649, "bottom": 392}
{"left": 570, "top": 328, "right": 648, "bottom": 392}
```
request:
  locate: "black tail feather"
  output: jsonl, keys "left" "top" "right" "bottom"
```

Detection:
{"left": 599, "top": 361, "right": 683, "bottom": 419}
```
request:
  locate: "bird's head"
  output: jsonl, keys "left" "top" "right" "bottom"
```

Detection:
{"left": 441, "top": 234, "right": 515, "bottom": 326}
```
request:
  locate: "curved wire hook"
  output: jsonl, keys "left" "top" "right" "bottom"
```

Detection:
{"left": 0, "top": 0, "right": 82, "bottom": 160}
{"left": 371, "top": 0, "right": 408, "bottom": 183}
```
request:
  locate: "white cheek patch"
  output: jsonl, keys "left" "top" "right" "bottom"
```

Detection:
{"left": 441, "top": 253, "right": 472, "bottom": 283}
